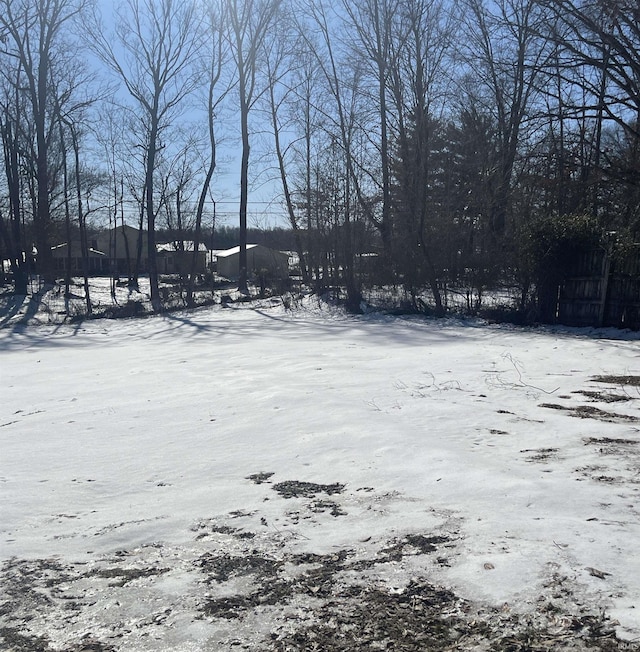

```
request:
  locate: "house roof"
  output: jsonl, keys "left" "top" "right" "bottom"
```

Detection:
{"left": 214, "top": 244, "right": 259, "bottom": 258}
{"left": 51, "top": 242, "right": 107, "bottom": 256}
{"left": 157, "top": 241, "right": 207, "bottom": 253}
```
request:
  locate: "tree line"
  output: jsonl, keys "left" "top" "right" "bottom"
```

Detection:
{"left": 1, "top": 0, "right": 638, "bottom": 317}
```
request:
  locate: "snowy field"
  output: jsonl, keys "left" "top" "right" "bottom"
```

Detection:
{"left": 1, "top": 298, "right": 640, "bottom": 650}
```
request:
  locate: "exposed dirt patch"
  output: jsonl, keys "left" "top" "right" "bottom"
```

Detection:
{"left": 378, "top": 534, "right": 451, "bottom": 562}
{"left": 0, "top": 627, "right": 54, "bottom": 652}
{"left": 521, "top": 447, "right": 560, "bottom": 462}
{"left": 246, "top": 471, "right": 275, "bottom": 484}
{"left": 1, "top": 557, "right": 74, "bottom": 605}
{"left": 591, "top": 375, "right": 640, "bottom": 387}
{"left": 190, "top": 487, "right": 639, "bottom": 649}
{"left": 87, "top": 566, "right": 169, "bottom": 587}
{"left": 574, "top": 390, "right": 633, "bottom": 403}
{"left": 308, "top": 498, "right": 346, "bottom": 517}
{"left": 561, "top": 421, "right": 638, "bottom": 492}
{"left": 584, "top": 437, "right": 638, "bottom": 455}
{"left": 191, "top": 519, "right": 256, "bottom": 540}
{"left": 197, "top": 552, "right": 283, "bottom": 584}
{"left": 272, "top": 480, "right": 346, "bottom": 498}
{"left": 195, "top": 531, "right": 457, "bottom": 624}
{"left": 267, "top": 480, "right": 349, "bottom": 521}
{"left": 593, "top": 475, "right": 624, "bottom": 484}
{"left": 271, "top": 580, "right": 461, "bottom": 651}
{"left": 201, "top": 588, "right": 290, "bottom": 619}
{"left": 267, "top": 581, "right": 628, "bottom": 652}
{"left": 2, "top": 484, "right": 638, "bottom": 651}
{"left": 539, "top": 403, "right": 638, "bottom": 423}
{"left": 199, "top": 550, "right": 351, "bottom": 619}
{"left": 576, "top": 436, "right": 640, "bottom": 484}
{"left": 63, "top": 636, "right": 117, "bottom": 652}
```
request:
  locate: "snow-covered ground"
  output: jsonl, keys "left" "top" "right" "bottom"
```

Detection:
{"left": 1, "top": 298, "right": 639, "bottom": 650}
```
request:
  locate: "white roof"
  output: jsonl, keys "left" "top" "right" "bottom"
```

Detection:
{"left": 157, "top": 241, "right": 207, "bottom": 253}
{"left": 215, "top": 244, "right": 259, "bottom": 258}
{"left": 51, "top": 242, "right": 106, "bottom": 256}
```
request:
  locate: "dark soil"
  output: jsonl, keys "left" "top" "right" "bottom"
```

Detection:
{"left": 584, "top": 437, "right": 638, "bottom": 447}
{"left": 591, "top": 375, "right": 640, "bottom": 387}
{"left": 575, "top": 390, "right": 632, "bottom": 403}
{"left": 0, "top": 627, "right": 53, "bottom": 652}
{"left": 2, "top": 480, "right": 639, "bottom": 651}
{"left": 272, "top": 480, "right": 346, "bottom": 498}
{"left": 89, "top": 566, "right": 169, "bottom": 587}
{"left": 246, "top": 471, "right": 275, "bottom": 484}
{"left": 271, "top": 580, "right": 461, "bottom": 651}
{"left": 197, "top": 552, "right": 283, "bottom": 584}
{"left": 539, "top": 403, "right": 638, "bottom": 422}
{"left": 521, "top": 447, "right": 560, "bottom": 462}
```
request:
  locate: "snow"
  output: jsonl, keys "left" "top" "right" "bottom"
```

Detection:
{"left": 214, "top": 244, "right": 259, "bottom": 257}
{"left": 1, "top": 298, "right": 640, "bottom": 648}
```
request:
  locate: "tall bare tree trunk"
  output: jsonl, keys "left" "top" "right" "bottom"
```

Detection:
{"left": 70, "top": 125, "right": 91, "bottom": 315}
{"left": 226, "top": 0, "right": 281, "bottom": 294}
{"left": 87, "top": 0, "right": 201, "bottom": 312}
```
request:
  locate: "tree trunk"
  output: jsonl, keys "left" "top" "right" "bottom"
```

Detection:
{"left": 147, "top": 115, "right": 161, "bottom": 311}
{"left": 2, "top": 115, "right": 29, "bottom": 295}
{"left": 267, "top": 74, "right": 309, "bottom": 284}
{"left": 35, "top": 48, "right": 54, "bottom": 285}
{"left": 238, "top": 69, "right": 250, "bottom": 294}
{"left": 71, "top": 126, "right": 91, "bottom": 315}
{"left": 60, "top": 124, "right": 72, "bottom": 300}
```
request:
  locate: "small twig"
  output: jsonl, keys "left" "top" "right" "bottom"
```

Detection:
{"left": 502, "top": 352, "right": 560, "bottom": 395}
{"left": 366, "top": 399, "right": 382, "bottom": 412}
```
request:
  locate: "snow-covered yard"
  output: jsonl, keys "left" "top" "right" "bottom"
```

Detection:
{"left": 1, "top": 299, "right": 639, "bottom": 650}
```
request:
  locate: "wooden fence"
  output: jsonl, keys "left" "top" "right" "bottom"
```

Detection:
{"left": 556, "top": 245, "right": 640, "bottom": 330}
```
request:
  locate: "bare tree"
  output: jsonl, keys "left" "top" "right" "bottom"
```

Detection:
{"left": 459, "top": 0, "right": 549, "bottom": 237}
{"left": 87, "top": 0, "right": 202, "bottom": 311}
{"left": 285, "top": 42, "right": 327, "bottom": 286}
{"left": 94, "top": 106, "right": 132, "bottom": 296}
{"left": 537, "top": 0, "right": 640, "bottom": 228}
{"left": 67, "top": 120, "right": 91, "bottom": 314}
{"left": 387, "top": 0, "right": 454, "bottom": 314}
{"left": 298, "top": 0, "right": 369, "bottom": 310}
{"left": 0, "top": 79, "right": 29, "bottom": 294}
{"left": 187, "top": 1, "right": 230, "bottom": 306}
{"left": 262, "top": 13, "right": 311, "bottom": 283}
{"left": 1, "top": 0, "right": 89, "bottom": 286}
{"left": 538, "top": 0, "right": 640, "bottom": 140}
{"left": 225, "top": 0, "right": 282, "bottom": 293}
{"left": 340, "top": 0, "right": 402, "bottom": 263}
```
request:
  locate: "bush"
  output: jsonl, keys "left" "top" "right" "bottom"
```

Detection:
{"left": 521, "top": 214, "right": 603, "bottom": 321}
{"left": 523, "top": 213, "right": 602, "bottom": 277}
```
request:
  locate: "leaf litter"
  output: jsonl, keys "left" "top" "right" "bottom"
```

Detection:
{"left": 2, "top": 482, "right": 637, "bottom": 651}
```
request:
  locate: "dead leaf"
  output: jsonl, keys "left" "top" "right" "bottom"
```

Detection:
{"left": 585, "top": 566, "right": 610, "bottom": 579}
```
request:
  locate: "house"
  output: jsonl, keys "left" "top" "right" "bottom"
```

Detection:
{"left": 157, "top": 241, "right": 207, "bottom": 275}
{"left": 215, "top": 244, "right": 290, "bottom": 280}
{"left": 51, "top": 242, "right": 109, "bottom": 274}
{"left": 95, "top": 225, "right": 149, "bottom": 275}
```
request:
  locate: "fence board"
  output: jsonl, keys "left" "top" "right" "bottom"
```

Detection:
{"left": 555, "top": 245, "right": 640, "bottom": 330}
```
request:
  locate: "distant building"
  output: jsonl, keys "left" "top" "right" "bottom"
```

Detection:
{"left": 50, "top": 229, "right": 215, "bottom": 278}
{"left": 51, "top": 241, "right": 109, "bottom": 274}
{"left": 95, "top": 225, "right": 148, "bottom": 275}
{"left": 215, "top": 244, "right": 289, "bottom": 280}
{"left": 157, "top": 241, "right": 207, "bottom": 275}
